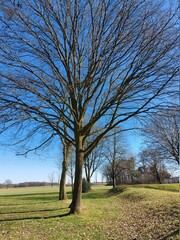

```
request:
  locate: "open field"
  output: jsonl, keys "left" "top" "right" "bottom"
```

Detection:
{"left": 0, "top": 184, "right": 179, "bottom": 240}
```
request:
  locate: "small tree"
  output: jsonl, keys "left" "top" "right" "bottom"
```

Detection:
{"left": 82, "top": 178, "right": 91, "bottom": 193}
{"left": 48, "top": 172, "right": 55, "bottom": 187}
{"left": 4, "top": 179, "right": 12, "bottom": 189}
{"left": 103, "top": 131, "right": 126, "bottom": 188}
{"left": 84, "top": 137, "right": 104, "bottom": 183}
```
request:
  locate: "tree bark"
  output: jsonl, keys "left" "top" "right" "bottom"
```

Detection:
{"left": 69, "top": 135, "right": 84, "bottom": 214}
{"left": 59, "top": 142, "right": 70, "bottom": 200}
{"left": 59, "top": 161, "right": 68, "bottom": 200}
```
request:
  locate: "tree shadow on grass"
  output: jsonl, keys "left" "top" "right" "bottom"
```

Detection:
{"left": 0, "top": 200, "right": 59, "bottom": 207}
{"left": 0, "top": 211, "right": 71, "bottom": 222}
{"left": 0, "top": 207, "right": 67, "bottom": 215}
{"left": 0, "top": 192, "right": 70, "bottom": 203}
{"left": 82, "top": 190, "right": 109, "bottom": 199}
{"left": 107, "top": 186, "right": 127, "bottom": 196}
{"left": 81, "top": 186, "right": 127, "bottom": 199}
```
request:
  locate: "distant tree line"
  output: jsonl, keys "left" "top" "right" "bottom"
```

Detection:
{"left": 103, "top": 156, "right": 171, "bottom": 185}
{"left": 0, "top": 181, "right": 59, "bottom": 189}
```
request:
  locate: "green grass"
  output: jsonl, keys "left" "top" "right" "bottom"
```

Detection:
{"left": 0, "top": 184, "right": 179, "bottom": 240}
{"left": 133, "top": 183, "right": 179, "bottom": 192}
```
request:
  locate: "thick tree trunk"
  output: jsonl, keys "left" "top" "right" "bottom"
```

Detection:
{"left": 69, "top": 136, "right": 84, "bottom": 214}
{"left": 59, "top": 142, "right": 70, "bottom": 200}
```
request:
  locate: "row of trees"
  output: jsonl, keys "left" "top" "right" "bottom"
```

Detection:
{"left": 0, "top": 0, "right": 178, "bottom": 214}
{"left": 103, "top": 107, "right": 179, "bottom": 185}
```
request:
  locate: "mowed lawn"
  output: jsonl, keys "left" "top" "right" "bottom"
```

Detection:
{"left": 0, "top": 184, "right": 179, "bottom": 240}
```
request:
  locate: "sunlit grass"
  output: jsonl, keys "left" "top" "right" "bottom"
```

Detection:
{"left": 133, "top": 183, "right": 179, "bottom": 192}
{"left": 0, "top": 186, "right": 60, "bottom": 196}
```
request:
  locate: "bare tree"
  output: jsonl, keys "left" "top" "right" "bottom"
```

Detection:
{"left": 141, "top": 107, "right": 179, "bottom": 165}
{"left": 4, "top": 179, "right": 13, "bottom": 189}
{"left": 139, "top": 149, "right": 169, "bottom": 183}
{"left": 116, "top": 157, "right": 137, "bottom": 184}
{"left": 103, "top": 156, "right": 137, "bottom": 185}
{"left": 48, "top": 172, "right": 55, "bottom": 187}
{"left": 0, "top": 0, "right": 178, "bottom": 214}
{"left": 103, "top": 131, "right": 126, "bottom": 188}
{"left": 55, "top": 123, "right": 71, "bottom": 200}
{"left": 84, "top": 137, "right": 104, "bottom": 183}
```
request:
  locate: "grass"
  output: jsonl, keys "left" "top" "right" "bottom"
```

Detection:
{"left": 0, "top": 184, "right": 179, "bottom": 240}
{"left": 132, "top": 183, "right": 179, "bottom": 192}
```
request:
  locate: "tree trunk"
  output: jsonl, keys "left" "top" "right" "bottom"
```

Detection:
{"left": 155, "top": 168, "right": 162, "bottom": 184}
{"left": 112, "top": 176, "right": 116, "bottom": 188}
{"left": 84, "top": 156, "right": 91, "bottom": 183}
{"left": 59, "top": 161, "right": 68, "bottom": 200}
{"left": 87, "top": 174, "right": 91, "bottom": 183}
{"left": 59, "top": 142, "right": 70, "bottom": 200}
{"left": 71, "top": 176, "right": 74, "bottom": 193}
{"left": 69, "top": 136, "right": 84, "bottom": 214}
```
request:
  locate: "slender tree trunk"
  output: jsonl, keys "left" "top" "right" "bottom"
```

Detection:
{"left": 84, "top": 157, "right": 91, "bottom": 183}
{"left": 59, "top": 160, "right": 68, "bottom": 200}
{"left": 86, "top": 167, "right": 91, "bottom": 183}
{"left": 112, "top": 132, "right": 117, "bottom": 189}
{"left": 59, "top": 142, "right": 70, "bottom": 200}
{"left": 69, "top": 135, "right": 84, "bottom": 214}
{"left": 87, "top": 175, "right": 90, "bottom": 183}
{"left": 71, "top": 176, "right": 74, "bottom": 193}
{"left": 155, "top": 167, "right": 161, "bottom": 184}
{"left": 112, "top": 175, "right": 116, "bottom": 188}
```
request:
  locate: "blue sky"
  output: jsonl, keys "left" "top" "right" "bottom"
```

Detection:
{"left": 0, "top": 143, "right": 61, "bottom": 184}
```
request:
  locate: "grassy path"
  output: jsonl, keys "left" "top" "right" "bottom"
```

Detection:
{"left": 0, "top": 184, "right": 179, "bottom": 239}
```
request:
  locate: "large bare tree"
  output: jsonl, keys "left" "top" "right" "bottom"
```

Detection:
{"left": 0, "top": 0, "right": 178, "bottom": 214}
